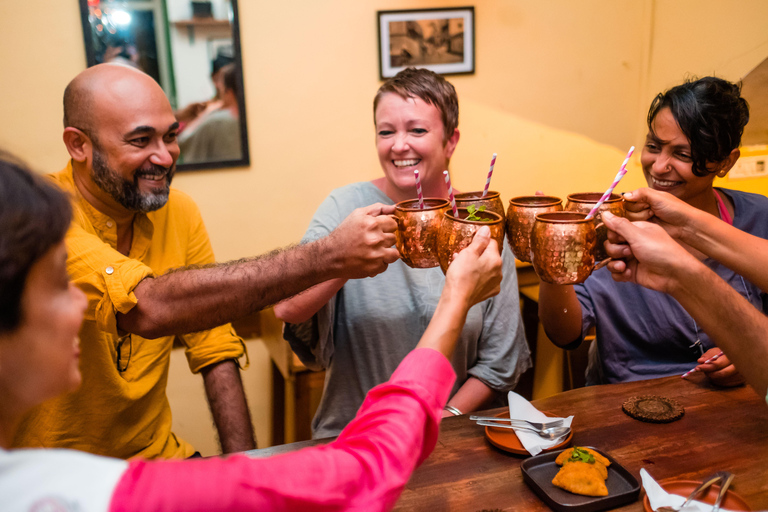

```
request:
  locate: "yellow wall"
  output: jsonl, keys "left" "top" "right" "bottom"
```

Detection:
{"left": 3, "top": 0, "right": 768, "bottom": 451}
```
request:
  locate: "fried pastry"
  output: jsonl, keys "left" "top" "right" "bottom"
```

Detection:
{"left": 555, "top": 447, "right": 610, "bottom": 468}
{"left": 551, "top": 461, "right": 609, "bottom": 497}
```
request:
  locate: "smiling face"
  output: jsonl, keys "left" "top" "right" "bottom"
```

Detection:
{"left": 70, "top": 66, "right": 181, "bottom": 215}
{"left": 0, "top": 242, "right": 87, "bottom": 409}
{"left": 374, "top": 93, "right": 459, "bottom": 202}
{"left": 641, "top": 107, "right": 719, "bottom": 207}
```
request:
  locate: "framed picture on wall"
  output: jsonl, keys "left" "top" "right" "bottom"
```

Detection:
{"left": 377, "top": 7, "right": 475, "bottom": 80}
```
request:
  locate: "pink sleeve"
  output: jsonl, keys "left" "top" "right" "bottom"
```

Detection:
{"left": 109, "top": 348, "right": 455, "bottom": 512}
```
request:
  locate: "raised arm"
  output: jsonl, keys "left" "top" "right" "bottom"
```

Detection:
{"left": 118, "top": 204, "right": 399, "bottom": 339}
{"left": 110, "top": 228, "right": 504, "bottom": 512}
{"left": 603, "top": 212, "right": 768, "bottom": 398}
{"left": 538, "top": 282, "right": 584, "bottom": 347}
{"left": 624, "top": 187, "right": 768, "bottom": 292}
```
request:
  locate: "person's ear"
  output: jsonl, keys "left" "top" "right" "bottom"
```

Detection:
{"left": 716, "top": 148, "right": 741, "bottom": 178}
{"left": 63, "top": 127, "right": 92, "bottom": 163}
{"left": 444, "top": 128, "right": 460, "bottom": 159}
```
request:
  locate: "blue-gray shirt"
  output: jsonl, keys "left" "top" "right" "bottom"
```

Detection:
{"left": 284, "top": 182, "right": 531, "bottom": 438}
{"left": 576, "top": 188, "right": 768, "bottom": 384}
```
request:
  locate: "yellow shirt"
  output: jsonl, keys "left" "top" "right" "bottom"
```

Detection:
{"left": 13, "top": 163, "right": 246, "bottom": 459}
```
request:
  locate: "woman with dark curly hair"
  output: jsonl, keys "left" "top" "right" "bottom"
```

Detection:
{"left": 539, "top": 76, "right": 768, "bottom": 387}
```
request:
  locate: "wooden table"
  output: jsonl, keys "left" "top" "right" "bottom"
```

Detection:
{"left": 250, "top": 374, "right": 768, "bottom": 511}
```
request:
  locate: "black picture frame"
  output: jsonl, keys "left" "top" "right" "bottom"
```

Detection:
{"left": 377, "top": 7, "right": 475, "bottom": 80}
{"left": 77, "top": 0, "right": 250, "bottom": 172}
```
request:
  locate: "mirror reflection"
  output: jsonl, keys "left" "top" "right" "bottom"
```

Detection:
{"left": 79, "top": 0, "right": 249, "bottom": 170}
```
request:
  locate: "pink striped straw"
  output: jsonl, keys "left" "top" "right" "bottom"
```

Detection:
{"left": 443, "top": 170, "right": 458, "bottom": 217}
{"left": 585, "top": 146, "right": 635, "bottom": 220}
{"left": 681, "top": 351, "right": 724, "bottom": 379}
{"left": 414, "top": 169, "right": 424, "bottom": 209}
{"left": 482, "top": 153, "right": 497, "bottom": 197}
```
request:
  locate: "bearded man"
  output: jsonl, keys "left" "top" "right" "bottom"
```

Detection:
{"left": 13, "top": 64, "right": 400, "bottom": 459}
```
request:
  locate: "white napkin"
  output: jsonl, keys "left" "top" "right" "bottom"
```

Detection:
{"left": 641, "top": 469, "right": 736, "bottom": 512}
{"left": 507, "top": 391, "right": 574, "bottom": 456}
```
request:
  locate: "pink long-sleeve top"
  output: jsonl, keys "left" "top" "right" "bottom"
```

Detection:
{"left": 109, "top": 348, "right": 455, "bottom": 511}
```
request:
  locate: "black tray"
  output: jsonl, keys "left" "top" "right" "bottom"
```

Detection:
{"left": 521, "top": 447, "right": 640, "bottom": 512}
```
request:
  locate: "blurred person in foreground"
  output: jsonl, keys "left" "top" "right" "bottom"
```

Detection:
{"left": 275, "top": 67, "right": 530, "bottom": 437}
{"left": 538, "top": 76, "right": 768, "bottom": 386}
{"left": 13, "top": 63, "right": 398, "bottom": 460}
{"left": 0, "top": 155, "right": 502, "bottom": 511}
{"left": 601, "top": 187, "right": 768, "bottom": 401}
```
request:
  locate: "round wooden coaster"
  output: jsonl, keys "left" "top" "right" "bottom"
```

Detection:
{"left": 622, "top": 395, "right": 684, "bottom": 423}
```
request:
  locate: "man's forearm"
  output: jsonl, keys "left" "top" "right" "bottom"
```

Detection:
{"left": 671, "top": 263, "right": 768, "bottom": 398}
{"left": 201, "top": 360, "right": 256, "bottom": 454}
{"left": 118, "top": 238, "right": 342, "bottom": 338}
{"left": 683, "top": 211, "right": 768, "bottom": 293}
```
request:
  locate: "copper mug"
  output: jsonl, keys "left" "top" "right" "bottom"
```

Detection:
{"left": 531, "top": 211, "right": 610, "bottom": 285}
{"left": 394, "top": 198, "right": 450, "bottom": 268}
{"left": 437, "top": 208, "right": 505, "bottom": 274}
{"left": 455, "top": 191, "right": 506, "bottom": 221}
{"left": 565, "top": 192, "right": 624, "bottom": 261}
{"left": 505, "top": 196, "right": 563, "bottom": 262}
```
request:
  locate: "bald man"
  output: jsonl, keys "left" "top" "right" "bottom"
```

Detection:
{"left": 13, "top": 64, "right": 399, "bottom": 459}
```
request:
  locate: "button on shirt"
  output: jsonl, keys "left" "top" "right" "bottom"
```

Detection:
{"left": 12, "top": 163, "right": 246, "bottom": 460}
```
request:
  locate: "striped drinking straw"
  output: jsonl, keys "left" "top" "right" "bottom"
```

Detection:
{"left": 443, "top": 170, "right": 459, "bottom": 217}
{"left": 681, "top": 351, "right": 724, "bottom": 379}
{"left": 482, "top": 153, "right": 497, "bottom": 197}
{"left": 414, "top": 169, "right": 424, "bottom": 209}
{"left": 585, "top": 146, "right": 635, "bottom": 220}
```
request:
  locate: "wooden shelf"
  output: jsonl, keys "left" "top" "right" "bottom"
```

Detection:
{"left": 172, "top": 18, "right": 231, "bottom": 28}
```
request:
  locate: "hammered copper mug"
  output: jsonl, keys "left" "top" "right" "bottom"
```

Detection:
{"left": 505, "top": 196, "right": 563, "bottom": 262}
{"left": 437, "top": 208, "right": 505, "bottom": 274}
{"left": 565, "top": 192, "right": 624, "bottom": 261}
{"left": 455, "top": 191, "right": 506, "bottom": 221}
{"left": 531, "top": 211, "right": 609, "bottom": 285}
{"left": 394, "top": 198, "right": 450, "bottom": 268}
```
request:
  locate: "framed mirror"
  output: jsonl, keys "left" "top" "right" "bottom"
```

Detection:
{"left": 77, "top": 0, "right": 250, "bottom": 171}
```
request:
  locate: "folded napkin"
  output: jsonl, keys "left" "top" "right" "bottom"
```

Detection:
{"left": 507, "top": 391, "right": 574, "bottom": 456}
{"left": 641, "top": 469, "right": 736, "bottom": 512}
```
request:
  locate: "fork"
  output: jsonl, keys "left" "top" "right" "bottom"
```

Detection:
{"left": 657, "top": 472, "right": 731, "bottom": 512}
{"left": 468, "top": 415, "right": 564, "bottom": 430}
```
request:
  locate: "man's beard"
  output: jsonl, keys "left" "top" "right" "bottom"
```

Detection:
{"left": 91, "top": 146, "right": 174, "bottom": 213}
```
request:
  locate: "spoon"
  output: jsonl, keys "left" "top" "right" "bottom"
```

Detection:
{"left": 476, "top": 421, "right": 571, "bottom": 440}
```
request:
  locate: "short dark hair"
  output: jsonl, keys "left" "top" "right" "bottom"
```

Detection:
{"left": 0, "top": 153, "right": 72, "bottom": 333}
{"left": 373, "top": 67, "right": 459, "bottom": 143}
{"left": 648, "top": 76, "right": 749, "bottom": 177}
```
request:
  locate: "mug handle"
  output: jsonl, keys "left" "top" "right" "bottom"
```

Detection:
{"left": 593, "top": 220, "right": 612, "bottom": 270}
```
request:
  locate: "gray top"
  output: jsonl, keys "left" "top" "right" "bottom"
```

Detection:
{"left": 284, "top": 181, "right": 531, "bottom": 438}
{"left": 178, "top": 109, "right": 241, "bottom": 164}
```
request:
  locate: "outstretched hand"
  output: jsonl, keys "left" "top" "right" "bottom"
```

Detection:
{"left": 622, "top": 188, "right": 697, "bottom": 240}
{"left": 330, "top": 203, "right": 400, "bottom": 279}
{"left": 602, "top": 211, "right": 699, "bottom": 295}
{"left": 444, "top": 226, "right": 503, "bottom": 307}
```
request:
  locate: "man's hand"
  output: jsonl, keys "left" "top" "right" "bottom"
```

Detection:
{"left": 692, "top": 347, "right": 746, "bottom": 388}
{"left": 327, "top": 203, "right": 400, "bottom": 279}
{"left": 622, "top": 188, "right": 697, "bottom": 240}
{"left": 444, "top": 226, "right": 503, "bottom": 308}
{"left": 602, "top": 212, "right": 699, "bottom": 295}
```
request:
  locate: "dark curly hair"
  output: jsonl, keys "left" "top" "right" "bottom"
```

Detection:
{"left": 0, "top": 153, "right": 72, "bottom": 333}
{"left": 647, "top": 76, "right": 749, "bottom": 177}
{"left": 373, "top": 67, "right": 459, "bottom": 143}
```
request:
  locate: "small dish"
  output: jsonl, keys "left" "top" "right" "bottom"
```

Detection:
{"left": 484, "top": 411, "right": 572, "bottom": 456}
{"left": 521, "top": 447, "right": 640, "bottom": 512}
{"left": 641, "top": 479, "right": 751, "bottom": 511}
